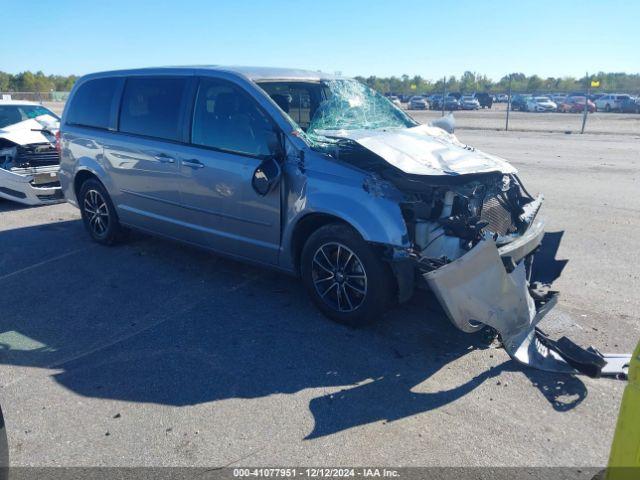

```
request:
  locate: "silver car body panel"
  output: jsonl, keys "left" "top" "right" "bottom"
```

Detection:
{"left": 425, "top": 239, "right": 631, "bottom": 377}
{"left": 314, "top": 124, "right": 517, "bottom": 176}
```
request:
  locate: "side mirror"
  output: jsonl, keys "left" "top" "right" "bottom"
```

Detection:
{"left": 252, "top": 157, "right": 282, "bottom": 196}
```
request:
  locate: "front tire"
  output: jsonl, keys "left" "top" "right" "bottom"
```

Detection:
{"left": 79, "top": 178, "right": 123, "bottom": 245}
{"left": 301, "top": 223, "right": 393, "bottom": 327}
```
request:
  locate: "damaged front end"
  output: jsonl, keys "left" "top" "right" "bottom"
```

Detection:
{"left": 262, "top": 76, "right": 630, "bottom": 379}
{"left": 0, "top": 115, "right": 63, "bottom": 206}
{"left": 311, "top": 131, "right": 630, "bottom": 378}
{"left": 406, "top": 175, "right": 631, "bottom": 379}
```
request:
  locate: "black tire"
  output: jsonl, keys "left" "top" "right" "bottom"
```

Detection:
{"left": 78, "top": 178, "right": 123, "bottom": 245}
{"left": 300, "top": 223, "right": 393, "bottom": 327}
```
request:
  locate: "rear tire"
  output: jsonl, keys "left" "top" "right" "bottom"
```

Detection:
{"left": 78, "top": 178, "right": 123, "bottom": 245}
{"left": 300, "top": 223, "right": 393, "bottom": 327}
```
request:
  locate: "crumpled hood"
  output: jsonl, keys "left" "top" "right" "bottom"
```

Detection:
{"left": 0, "top": 115, "right": 59, "bottom": 146}
{"left": 319, "top": 124, "right": 517, "bottom": 176}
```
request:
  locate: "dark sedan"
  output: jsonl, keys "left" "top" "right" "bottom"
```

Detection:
{"left": 510, "top": 94, "right": 531, "bottom": 111}
{"left": 619, "top": 97, "right": 640, "bottom": 113}
{"left": 474, "top": 92, "right": 493, "bottom": 108}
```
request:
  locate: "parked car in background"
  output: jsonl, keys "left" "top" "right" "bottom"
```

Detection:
{"left": 550, "top": 94, "right": 567, "bottom": 105}
{"left": 408, "top": 96, "right": 429, "bottom": 110}
{"left": 510, "top": 94, "right": 531, "bottom": 111}
{"left": 428, "top": 94, "right": 442, "bottom": 109}
{"left": 558, "top": 96, "right": 596, "bottom": 113}
{"left": 443, "top": 96, "right": 460, "bottom": 110}
{"left": 496, "top": 94, "right": 509, "bottom": 103}
{"left": 388, "top": 95, "right": 402, "bottom": 108}
{"left": 474, "top": 92, "right": 493, "bottom": 108}
{"left": 619, "top": 96, "right": 640, "bottom": 113}
{"left": 0, "top": 100, "right": 63, "bottom": 205}
{"left": 459, "top": 95, "right": 480, "bottom": 110}
{"left": 526, "top": 96, "right": 557, "bottom": 112}
{"left": 595, "top": 94, "right": 632, "bottom": 112}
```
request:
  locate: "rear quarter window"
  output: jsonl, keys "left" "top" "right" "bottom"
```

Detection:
{"left": 66, "top": 77, "right": 120, "bottom": 129}
{"left": 118, "top": 77, "right": 189, "bottom": 142}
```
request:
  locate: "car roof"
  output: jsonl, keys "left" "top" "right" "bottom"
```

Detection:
{"left": 78, "top": 65, "right": 345, "bottom": 83}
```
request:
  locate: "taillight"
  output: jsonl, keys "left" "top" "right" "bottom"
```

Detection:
{"left": 55, "top": 130, "right": 61, "bottom": 154}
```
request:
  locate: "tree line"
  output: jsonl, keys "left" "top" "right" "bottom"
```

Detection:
{"left": 354, "top": 71, "right": 640, "bottom": 95}
{"left": 2, "top": 69, "right": 639, "bottom": 95}
{"left": 0, "top": 71, "right": 78, "bottom": 92}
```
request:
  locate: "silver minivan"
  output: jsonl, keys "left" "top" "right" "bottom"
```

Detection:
{"left": 59, "top": 66, "right": 547, "bottom": 341}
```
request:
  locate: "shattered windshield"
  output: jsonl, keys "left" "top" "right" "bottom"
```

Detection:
{"left": 257, "top": 79, "right": 416, "bottom": 144}
{"left": 308, "top": 79, "right": 416, "bottom": 134}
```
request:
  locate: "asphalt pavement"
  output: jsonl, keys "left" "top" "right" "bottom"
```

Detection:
{"left": 0, "top": 129, "right": 638, "bottom": 467}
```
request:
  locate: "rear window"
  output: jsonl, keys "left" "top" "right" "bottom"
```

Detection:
{"left": 67, "top": 78, "right": 120, "bottom": 129}
{"left": 119, "top": 77, "right": 189, "bottom": 141}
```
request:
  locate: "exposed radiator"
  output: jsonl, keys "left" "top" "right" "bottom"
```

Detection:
{"left": 481, "top": 194, "right": 516, "bottom": 236}
{"left": 15, "top": 143, "right": 59, "bottom": 168}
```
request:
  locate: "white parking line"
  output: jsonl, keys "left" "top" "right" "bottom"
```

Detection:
{"left": 0, "top": 245, "right": 96, "bottom": 283}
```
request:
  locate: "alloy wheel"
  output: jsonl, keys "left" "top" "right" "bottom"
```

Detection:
{"left": 311, "top": 242, "right": 368, "bottom": 313}
{"left": 83, "top": 189, "right": 109, "bottom": 237}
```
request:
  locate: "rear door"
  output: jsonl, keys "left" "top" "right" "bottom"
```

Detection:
{"left": 104, "top": 75, "right": 194, "bottom": 237}
{"left": 176, "top": 76, "right": 282, "bottom": 265}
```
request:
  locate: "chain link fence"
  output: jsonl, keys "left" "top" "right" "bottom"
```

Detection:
{"left": 3, "top": 89, "right": 639, "bottom": 135}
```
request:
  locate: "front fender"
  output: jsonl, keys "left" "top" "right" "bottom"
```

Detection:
{"left": 280, "top": 161, "right": 410, "bottom": 270}
{"left": 301, "top": 191, "right": 408, "bottom": 246}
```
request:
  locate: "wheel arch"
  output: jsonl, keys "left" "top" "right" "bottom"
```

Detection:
{"left": 289, "top": 213, "right": 353, "bottom": 274}
{"left": 73, "top": 169, "right": 101, "bottom": 201}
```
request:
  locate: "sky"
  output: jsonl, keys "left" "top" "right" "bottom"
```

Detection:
{"left": 1, "top": 0, "right": 638, "bottom": 80}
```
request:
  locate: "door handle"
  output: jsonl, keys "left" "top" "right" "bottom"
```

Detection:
{"left": 182, "top": 158, "right": 205, "bottom": 169}
{"left": 154, "top": 153, "right": 175, "bottom": 163}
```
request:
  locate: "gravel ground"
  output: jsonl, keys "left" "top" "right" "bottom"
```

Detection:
{"left": 0, "top": 129, "right": 638, "bottom": 468}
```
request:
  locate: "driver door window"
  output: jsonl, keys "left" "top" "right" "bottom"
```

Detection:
{"left": 192, "top": 79, "right": 273, "bottom": 157}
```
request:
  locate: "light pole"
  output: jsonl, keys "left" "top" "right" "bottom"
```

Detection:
{"left": 506, "top": 74, "right": 512, "bottom": 131}
{"left": 581, "top": 72, "right": 589, "bottom": 134}
{"left": 441, "top": 76, "right": 446, "bottom": 117}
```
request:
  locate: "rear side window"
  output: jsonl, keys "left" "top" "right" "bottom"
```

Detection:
{"left": 67, "top": 78, "right": 120, "bottom": 129}
{"left": 119, "top": 77, "right": 189, "bottom": 141}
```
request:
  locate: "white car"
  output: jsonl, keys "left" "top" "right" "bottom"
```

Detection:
{"left": 595, "top": 94, "right": 632, "bottom": 112}
{"left": 0, "top": 100, "right": 62, "bottom": 205}
{"left": 388, "top": 95, "right": 402, "bottom": 108}
{"left": 459, "top": 95, "right": 480, "bottom": 110}
{"left": 526, "top": 96, "right": 557, "bottom": 112}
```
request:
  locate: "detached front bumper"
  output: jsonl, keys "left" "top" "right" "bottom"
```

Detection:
{"left": 422, "top": 219, "right": 630, "bottom": 378}
{"left": 0, "top": 165, "right": 63, "bottom": 206}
